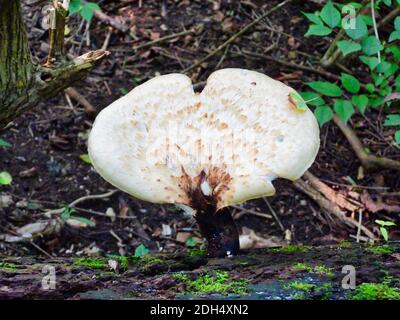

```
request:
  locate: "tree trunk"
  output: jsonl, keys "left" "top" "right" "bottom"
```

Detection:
{"left": 0, "top": 0, "right": 33, "bottom": 123}
{"left": 1, "top": 243, "right": 399, "bottom": 299}
{"left": 0, "top": 0, "right": 108, "bottom": 130}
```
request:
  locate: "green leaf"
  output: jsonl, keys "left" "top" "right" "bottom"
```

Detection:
{"left": 337, "top": 40, "right": 361, "bottom": 56}
{"left": 361, "top": 36, "right": 383, "bottom": 55}
{"left": 299, "top": 92, "right": 325, "bottom": 106}
{"left": 289, "top": 91, "right": 308, "bottom": 112}
{"left": 383, "top": 63, "right": 398, "bottom": 78}
{"left": 384, "top": 114, "right": 400, "bottom": 126}
{"left": 61, "top": 207, "right": 75, "bottom": 221}
{"left": 360, "top": 56, "right": 380, "bottom": 70}
{"left": 0, "top": 171, "right": 12, "bottom": 185}
{"left": 360, "top": 14, "right": 373, "bottom": 26}
{"left": 185, "top": 237, "right": 197, "bottom": 248}
{"left": 352, "top": 95, "right": 369, "bottom": 114}
{"left": 79, "top": 154, "right": 92, "bottom": 164}
{"left": 376, "top": 61, "right": 391, "bottom": 73}
{"left": 134, "top": 244, "right": 150, "bottom": 257}
{"left": 369, "top": 96, "right": 384, "bottom": 108}
{"left": 380, "top": 227, "right": 388, "bottom": 241}
{"left": 307, "top": 81, "right": 342, "bottom": 97}
{"left": 70, "top": 216, "right": 96, "bottom": 227}
{"left": 303, "top": 12, "right": 323, "bottom": 25}
{"left": 396, "top": 75, "right": 400, "bottom": 91}
{"left": 386, "top": 45, "right": 400, "bottom": 61}
{"left": 80, "top": 2, "right": 101, "bottom": 21}
{"left": 375, "top": 219, "right": 396, "bottom": 227}
{"left": 305, "top": 24, "right": 332, "bottom": 37}
{"left": 365, "top": 83, "right": 375, "bottom": 93}
{"left": 345, "top": 16, "right": 368, "bottom": 40}
{"left": 341, "top": 73, "right": 360, "bottom": 94}
{"left": 372, "top": 73, "right": 385, "bottom": 86}
{"left": 0, "top": 138, "right": 11, "bottom": 148}
{"left": 314, "top": 106, "right": 333, "bottom": 127}
{"left": 334, "top": 99, "right": 354, "bottom": 123}
{"left": 69, "top": 0, "right": 83, "bottom": 14}
{"left": 395, "top": 16, "right": 400, "bottom": 30}
{"left": 395, "top": 130, "right": 400, "bottom": 144}
{"left": 389, "top": 30, "right": 400, "bottom": 42}
{"left": 320, "top": 1, "right": 341, "bottom": 28}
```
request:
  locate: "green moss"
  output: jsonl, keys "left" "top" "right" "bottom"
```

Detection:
{"left": 131, "top": 255, "right": 165, "bottom": 272}
{"left": 286, "top": 281, "right": 316, "bottom": 292}
{"left": 0, "top": 262, "right": 17, "bottom": 271}
{"left": 292, "top": 263, "right": 334, "bottom": 277}
{"left": 366, "top": 244, "right": 394, "bottom": 255}
{"left": 73, "top": 257, "right": 106, "bottom": 269}
{"left": 107, "top": 255, "right": 129, "bottom": 271}
{"left": 338, "top": 240, "right": 352, "bottom": 248}
{"left": 187, "top": 248, "right": 207, "bottom": 257}
{"left": 352, "top": 283, "right": 400, "bottom": 300}
{"left": 174, "top": 271, "right": 249, "bottom": 296}
{"left": 272, "top": 245, "right": 310, "bottom": 253}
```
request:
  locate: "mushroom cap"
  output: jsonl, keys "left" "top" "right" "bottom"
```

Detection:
{"left": 88, "top": 69, "right": 320, "bottom": 209}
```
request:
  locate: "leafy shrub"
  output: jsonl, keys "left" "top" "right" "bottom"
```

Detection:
{"left": 302, "top": 0, "right": 400, "bottom": 144}
{"left": 69, "top": 0, "right": 101, "bottom": 21}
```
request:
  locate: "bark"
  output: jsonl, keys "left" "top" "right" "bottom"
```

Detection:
{"left": 0, "top": 243, "right": 399, "bottom": 299}
{"left": 0, "top": 0, "right": 108, "bottom": 131}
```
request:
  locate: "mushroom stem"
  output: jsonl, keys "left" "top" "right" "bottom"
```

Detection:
{"left": 195, "top": 207, "right": 239, "bottom": 258}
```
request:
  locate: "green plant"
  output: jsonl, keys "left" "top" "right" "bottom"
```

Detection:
{"left": 185, "top": 237, "right": 197, "bottom": 248}
{"left": 60, "top": 206, "right": 95, "bottom": 227}
{"left": 0, "top": 171, "right": 12, "bottom": 185}
{"left": 271, "top": 245, "right": 310, "bottom": 253}
{"left": 302, "top": 1, "right": 400, "bottom": 144}
{"left": 0, "top": 138, "right": 11, "bottom": 148}
{"left": 375, "top": 219, "right": 396, "bottom": 241}
{"left": 79, "top": 154, "right": 92, "bottom": 164}
{"left": 134, "top": 244, "right": 150, "bottom": 257}
{"left": 69, "top": 0, "right": 101, "bottom": 22}
{"left": 367, "top": 244, "right": 394, "bottom": 255}
{"left": 174, "top": 271, "right": 249, "bottom": 296}
{"left": 292, "top": 263, "right": 334, "bottom": 277}
{"left": 352, "top": 282, "right": 400, "bottom": 300}
{"left": 74, "top": 257, "right": 106, "bottom": 269}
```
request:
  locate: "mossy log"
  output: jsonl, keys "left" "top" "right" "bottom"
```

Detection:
{"left": 1, "top": 243, "right": 399, "bottom": 300}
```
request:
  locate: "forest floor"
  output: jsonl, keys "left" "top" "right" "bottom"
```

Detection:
{"left": 0, "top": 0, "right": 399, "bottom": 299}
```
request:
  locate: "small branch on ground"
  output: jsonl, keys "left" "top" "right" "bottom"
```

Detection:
{"left": 294, "top": 176, "right": 377, "bottom": 241}
{"left": 132, "top": 27, "right": 201, "bottom": 51}
{"left": 64, "top": 87, "right": 96, "bottom": 113}
{"left": 333, "top": 115, "right": 400, "bottom": 171}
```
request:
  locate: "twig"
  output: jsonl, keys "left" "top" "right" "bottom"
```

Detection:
{"left": 133, "top": 27, "right": 199, "bottom": 51}
{"left": 43, "top": 190, "right": 118, "bottom": 217}
{"left": 182, "top": 0, "right": 292, "bottom": 73}
{"left": 333, "top": 115, "right": 400, "bottom": 171}
{"left": 303, "top": 171, "right": 360, "bottom": 212}
{"left": 101, "top": 27, "right": 113, "bottom": 51}
{"left": 232, "top": 205, "right": 273, "bottom": 220}
{"left": 294, "top": 178, "right": 377, "bottom": 240}
{"left": 370, "top": 0, "right": 381, "bottom": 63}
{"left": 238, "top": 49, "right": 340, "bottom": 81}
{"left": 64, "top": 87, "right": 96, "bottom": 113}
{"left": 30, "top": 240, "right": 54, "bottom": 259}
{"left": 356, "top": 210, "right": 362, "bottom": 243}
{"left": 263, "top": 198, "right": 285, "bottom": 232}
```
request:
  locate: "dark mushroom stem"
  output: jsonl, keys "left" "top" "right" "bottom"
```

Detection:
{"left": 187, "top": 174, "right": 239, "bottom": 257}
{"left": 195, "top": 206, "right": 239, "bottom": 258}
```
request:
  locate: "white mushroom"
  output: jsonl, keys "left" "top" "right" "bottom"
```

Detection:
{"left": 88, "top": 68, "right": 320, "bottom": 257}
